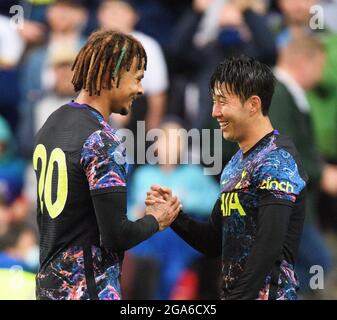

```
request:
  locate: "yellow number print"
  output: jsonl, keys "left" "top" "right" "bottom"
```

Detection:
{"left": 33, "top": 144, "right": 47, "bottom": 213}
{"left": 33, "top": 144, "right": 68, "bottom": 219}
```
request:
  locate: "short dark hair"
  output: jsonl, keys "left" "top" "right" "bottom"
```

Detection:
{"left": 72, "top": 30, "right": 147, "bottom": 96}
{"left": 210, "top": 55, "right": 275, "bottom": 115}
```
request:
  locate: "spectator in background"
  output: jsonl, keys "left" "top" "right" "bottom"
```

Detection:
{"left": 0, "top": 223, "right": 39, "bottom": 273}
{"left": 0, "top": 200, "right": 11, "bottom": 237}
{"left": 276, "top": 0, "right": 318, "bottom": 47}
{"left": 127, "top": 0, "right": 192, "bottom": 49}
{"left": 18, "top": 0, "right": 88, "bottom": 158}
{"left": 97, "top": 0, "right": 169, "bottom": 133}
{"left": 0, "top": 0, "right": 47, "bottom": 50}
{"left": 0, "top": 14, "right": 25, "bottom": 68}
{"left": 270, "top": 36, "right": 334, "bottom": 297}
{"left": 307, "top": 33, "right": 337, "bottom": 234}
{"left": 0, "top": 115, "right": 25, "bottom": 205}
{"left": 17, "top": 0, "right": 48, "bottom": 47}
{"left": 0, "top": 115, "right": 31, "bottom": 238}
{"left": 0, "top": 14, "right": 24, "bottom": 131}
{"left": 33, "top": 47, "right": 76, "bottom": 133}
{"left": 124, "top": 117, "right": 219, "bottom": 299}
{"left": 169, "top": 0, "right": 277, "bottom": 130}
{"left": 277, "top": 0, "right": 337, "bottom": 234}
{"left": 19, "top": 0, "right": 102, "bottom": 36}
{"left": 0, "top": 223, "right": 38, "bottom": 300}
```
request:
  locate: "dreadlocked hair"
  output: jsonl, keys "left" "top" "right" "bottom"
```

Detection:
{"left": 71, "top": 30, "right": 147, "bottom": 96}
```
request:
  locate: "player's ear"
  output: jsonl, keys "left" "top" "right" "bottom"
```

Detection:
{"left": 248, "top": 95, "right": 262, "bottom": 115}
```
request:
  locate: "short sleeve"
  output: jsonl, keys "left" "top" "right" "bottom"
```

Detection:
{"left": 253, "top": 148, "right": 306, "bottom": 206}
{"left": 80, "top": 129, "right": 127, "bottom": 194}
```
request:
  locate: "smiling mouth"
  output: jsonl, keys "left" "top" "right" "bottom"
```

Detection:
{"left": 219, "top": 121, "right": 229, "bottom": 130}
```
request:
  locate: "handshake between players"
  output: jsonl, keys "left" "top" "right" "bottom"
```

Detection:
{"left": 144, "top": 185, "right": 181, "bottom": 231}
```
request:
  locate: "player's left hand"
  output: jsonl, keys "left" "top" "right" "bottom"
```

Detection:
{"left": 145, "top": 185, "right": 173, "bottom": 205}
{"left": 145, "top": 185, "right": 183, "bottom": 211}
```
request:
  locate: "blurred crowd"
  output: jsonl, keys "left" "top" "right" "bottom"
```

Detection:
{"left": 0, "top": 0, "right": 336, "bottom": 300}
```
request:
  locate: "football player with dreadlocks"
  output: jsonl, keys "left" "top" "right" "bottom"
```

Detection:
{"left": 33, "top": 30, "right": 180, "bottom": 300}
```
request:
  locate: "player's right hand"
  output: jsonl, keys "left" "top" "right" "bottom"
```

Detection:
{"left": 145, "top": 191, "right": 181, "bottom": 231}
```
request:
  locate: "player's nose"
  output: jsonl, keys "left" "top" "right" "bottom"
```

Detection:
{"left": 212, "top": 103, "right": 222, "bottom": 119}
{"left": 137, "top": 83, "right": 144, "bottom": 96}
